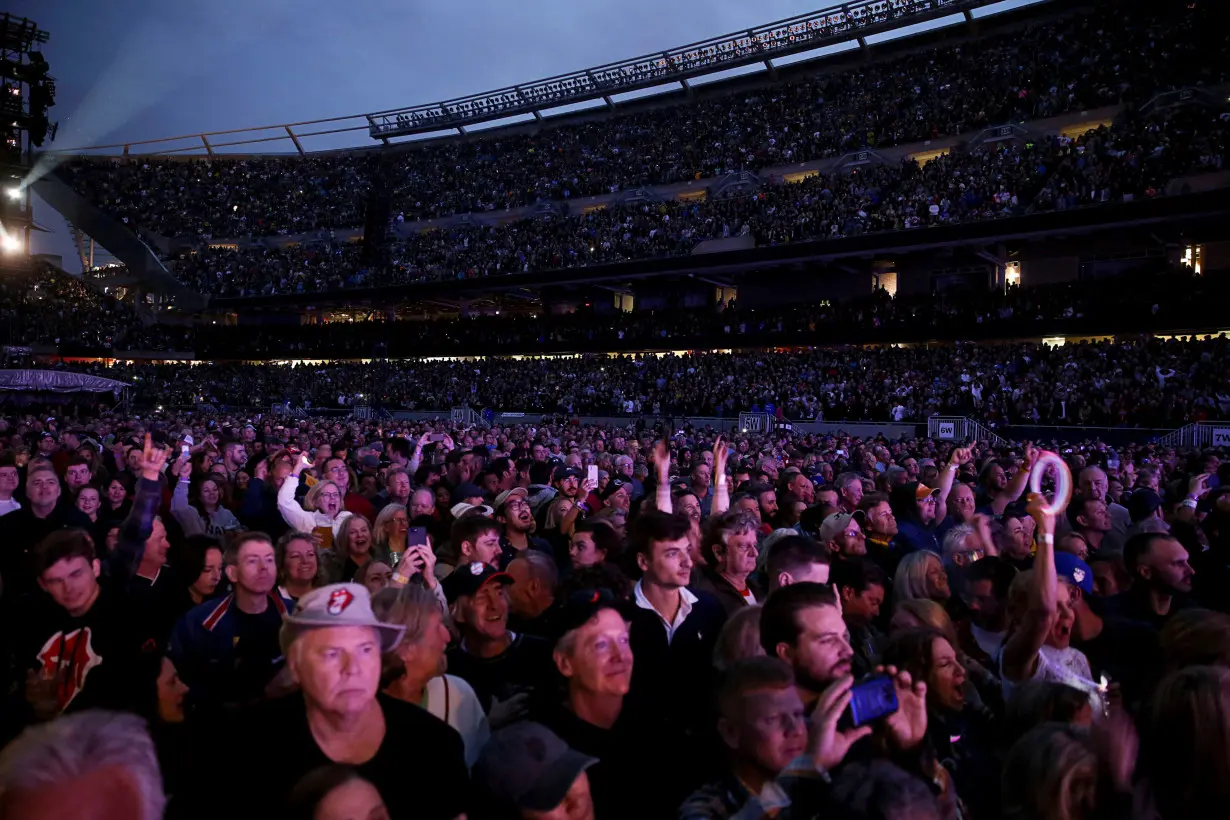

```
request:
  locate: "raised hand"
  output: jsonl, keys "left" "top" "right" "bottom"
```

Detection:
{"left": 713, "top": 436, "right": 730, "bottom": 480}
{"left": 651, "top": 440, "right": 671, "bottom": 481}
{"left": 876, "top": 666, "right": 928, "bottom": 751}
{"left": 292, "top": 452, "right": 313, "bottom": 477}
{"left": 139, "top": 433, "right": 171, "bottom": 481}
{"left": 809, "top": 676, "right": 873, "bottom": 771}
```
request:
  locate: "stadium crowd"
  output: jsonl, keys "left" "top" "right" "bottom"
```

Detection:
{"left": 0, "top": 265, "right": 192, "bottom": 352}
{"left": 57, "top": 2, "right": 1230, "bottom": 242}
{"left": 182, "top": 264, "right": 1223, "bottom": 360}
{"left": 30, "top": 329, "right": 1228, "bottom": 429}
{"left": 5, "top": 4, "right": 1230, "bottom": 815}
{"left": 164, "top": 105, "right": 1229, "bottom": 298}
{"left": 0, "top": 402, "right": 1229, "bottom": 818}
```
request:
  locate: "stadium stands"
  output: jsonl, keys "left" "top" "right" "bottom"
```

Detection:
{"left": 56, "top": 1, "right": 1230, "bottom": 243}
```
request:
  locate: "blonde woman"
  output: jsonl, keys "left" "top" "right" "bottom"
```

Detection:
{"left": 278, "top": 453, "right": 353, "bottom": 548}
{"left": 321, "top": 515, "right": 378, "bottom": 583}
{"left": 372, "top": 503, "right": 410, "bottom": 569}
{"left": 372, "top": 584, "right": 489, "bottom": 767}
{"left": 893, "top": 551, "right": 951, "bottom": 604}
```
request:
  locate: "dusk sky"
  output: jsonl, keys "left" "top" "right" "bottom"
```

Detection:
{"left": 11, "top": 0, "right": 1039, "bottom": 265}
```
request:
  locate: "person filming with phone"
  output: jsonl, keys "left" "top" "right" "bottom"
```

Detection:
{"left": 744, "top": 582, "right": 945, "bottom": 817}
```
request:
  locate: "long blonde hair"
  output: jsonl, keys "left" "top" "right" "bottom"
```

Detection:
{"left": 893, "top": 551, "right": 944, "bottom": 603}
{"left": 372, "top": 503, "right": 406, "bottom": 550}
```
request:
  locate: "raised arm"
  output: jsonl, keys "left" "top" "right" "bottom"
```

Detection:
{"left": 935, "top": 447, "right": 969, "bottom": 523}
{"left": 651, "top": 440, "right": 672, "bottom": 515}
{"left": 107, "top": 435, "right": 168, "bottom": 582}
{"left": 169, "top": 459, "right": 205, "bottom": 537}
{"left": 992, "top": 444, "right": 1037, "bottom": 515}
{"left": 1001, "top": 493, "right": 1059, "bottom": 683}
{"left": 277, "top": 457, "right": 316, "bottom": 532}
{"left": 407, "top": 432, "right": 431, "bottom": 476}
{"left": 710, "top": 436, "right": 731, "bottom": 517}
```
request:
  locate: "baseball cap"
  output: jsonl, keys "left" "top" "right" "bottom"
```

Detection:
{"left": 913, "top": 483, "right": 941, "bottom": 501}
{"left": 451, "top": 483, "right": 486, "bottom": 505}
{"left": 1054, "top": 552, "right": 1094, "bottom": 595}
{"left": 556, "top": 588, "right": 623, "bottom": 639}
{"left": 475, "top": 722, "right": 597, "bottom": 813}
{"left": 1127, "top": 488, "right": 1162, "bottom": 523}
{"left": 442, "top": 561, "right": 512, "bottom": 604}
{"left": 450, "top": 501, "right": 494, "bottom": 519}
{"left": 554, "top": 467, "right": 582, "bottom": 482}
{"left": 599, "top": 477, "right": 630, "bottom": 501}
{"left": 818, "top": 511, "right": 865, "bottom": 544}
{"left": 279, "top": 583, "right": 405, "bottom": 654}
{"left": 494, "top": 486, "right": 529, "bottom": 512}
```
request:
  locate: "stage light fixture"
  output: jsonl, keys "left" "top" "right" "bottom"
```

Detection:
{"left": 0, "top": 225, "right": 21, "bottom": 253}
{"left": 5, "top": 186, "right": 19, "bottom": 200}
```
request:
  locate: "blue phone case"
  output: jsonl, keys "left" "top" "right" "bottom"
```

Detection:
{"left": 847, "top": 674, "right": 899, "bottom": 728}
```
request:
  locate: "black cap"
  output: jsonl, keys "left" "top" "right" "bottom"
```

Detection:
{"left": 1127, "top": 488, "right": 1162, "bottom": 523}
{"left": 474, "top": 722, "right": 597, "bottom": 812}
{"left": 450, "top": 482, "right": 486, "bottom": 505}
{"left": 556, "top": 588, "right": 623, "bottom": 639}
{"left": 599, "top": 477, "right": 630, "bottom": 501}
{"left": 442, "top": 561, "right": 512, "bottom": 604}
{"left": 554, "top": 467, "right": 582, "bottom": 482}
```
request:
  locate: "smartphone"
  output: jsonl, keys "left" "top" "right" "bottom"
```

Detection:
{"left": 840, "top": 675, "right": 899, "bottom": 729}
{"left": 408, "top": 526, "right": 428, "bottom": 547}
{"left": 587, "top": 465, "right": 598, "bottom": 485}
{"left": 429, "top": 433, "right": 445, "bottom": 442}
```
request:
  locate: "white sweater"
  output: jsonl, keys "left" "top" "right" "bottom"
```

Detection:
{"left": 277, "top": 474, "right": 353, "bottom": 535}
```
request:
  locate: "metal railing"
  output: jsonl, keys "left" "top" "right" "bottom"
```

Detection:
{"left": 927, "top": 416, "right": 1012, "bottom": 448}
{"left": 367, "top": 0, "right": 990, "bottom": 140}
{"left": 42, "top": 0, "right": 1018, "bottom": 157}
{"left": 1159, "top": 421, "right": 1230, "bottom": 448}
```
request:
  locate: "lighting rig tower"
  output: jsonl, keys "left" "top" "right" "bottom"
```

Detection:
{"left": 0, "top": 13, "right": 54, "bottom": 272}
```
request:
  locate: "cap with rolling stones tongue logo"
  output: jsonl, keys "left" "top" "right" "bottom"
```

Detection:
{"left": 278, "top": 583, "right": 405, "bottom": 653}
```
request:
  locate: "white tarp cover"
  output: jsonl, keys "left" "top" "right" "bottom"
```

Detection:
{"left": 0, "top": 370, "right": 130, "bottom": 394}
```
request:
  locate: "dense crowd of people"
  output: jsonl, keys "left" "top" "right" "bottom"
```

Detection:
{"left": 182, "top": 264, "right": 1224, "bottom": 360}
{"left": 0, "top": 405, "right": 1228, "bottom": 818}
{"left": 8, "top": 4, "right": 1230, "bottom": 818}
{"left": 160, "top": 105, "right": 1228, "bottom": 299}
{"left": 57, "top": 2, "right": 1230, "bottom": 243}
{"left": 25, "top": 329, "right": 1225, "bottom": 429}
{"left": 0, "top": 265, "right": 192, "bottom": 352}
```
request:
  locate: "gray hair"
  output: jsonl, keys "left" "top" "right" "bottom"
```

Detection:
{"left": 0, "top": 711, "right": 165, "bottom": 820}
{"left": 942, "top": 525, "right": 977, "bottom": 565}
{"left": 834, "top": 472, "right": 862, "bottom": 493}
{"left": 510, "top": 550, "right": 559, "bottom": 591}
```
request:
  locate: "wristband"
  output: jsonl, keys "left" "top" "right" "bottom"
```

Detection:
{"left": 1181, "top": 499, "right": 1198, "bottom": 510}
{"left": 1038, "top": 533, "right": 1054, "bottom": 545}
{"left": 392, "top": 571, "right": 414, "bottom": 585}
